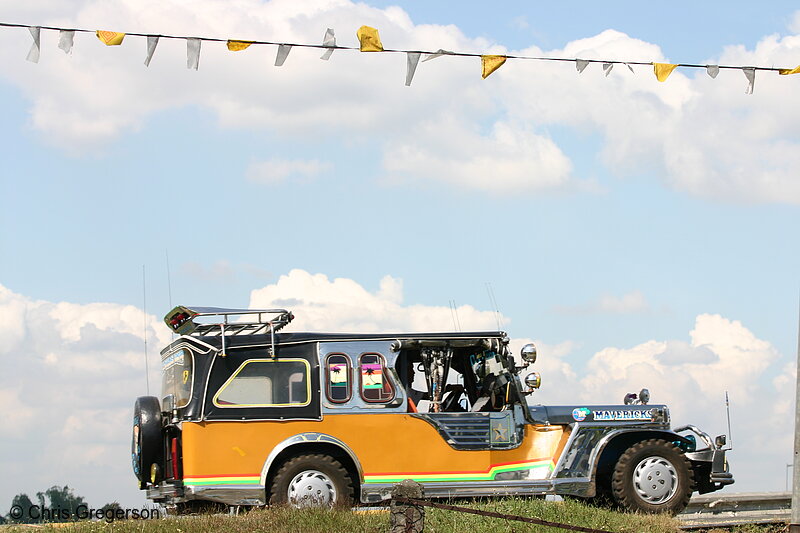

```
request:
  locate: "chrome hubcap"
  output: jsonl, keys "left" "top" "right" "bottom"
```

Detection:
{"left": 633, "top": 456, "right": 678, "bottom": 504}
{"left": 287, "top": 470, "right": 336, "bottom": 508}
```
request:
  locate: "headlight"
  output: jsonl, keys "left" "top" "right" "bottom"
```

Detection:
{"left": 524, "top": 372, "right": 541, "bottom": 391}
{"left": 520, "top": 343, "right": 537, "bottom": 364}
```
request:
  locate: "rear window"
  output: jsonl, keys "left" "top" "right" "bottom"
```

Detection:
{"left": 162, "top": 348, "right": 193, "bottom": 408}
{"left": 213, "top": 359, "right": 311, "bottom": 408}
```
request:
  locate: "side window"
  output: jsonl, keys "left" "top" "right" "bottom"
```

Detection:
{"left": 359, "top": 353, "right": 395, "bottom": 403}
{"left": 213, "top": 359, "right": 311, "bottom": 408}
{"left": 325, "top": 353, "right": 352, "bottom": 403}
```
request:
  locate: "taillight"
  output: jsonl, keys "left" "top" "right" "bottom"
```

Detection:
{"left": 171, "top": 437, "right": 181, "bottom": 480}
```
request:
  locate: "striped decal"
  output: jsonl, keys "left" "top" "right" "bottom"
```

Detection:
{"left": 183, "top": 474, "right": 261, "bottom": 486}
{"left": 363, "top": 458, "right": 555, "bottom": 484}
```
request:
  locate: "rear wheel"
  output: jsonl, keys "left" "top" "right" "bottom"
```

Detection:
{"left": 269, "top": 454, "right": 354, "bottom": 508}
{"left": 611, "top": 439, "right": 693, "bottom": 514}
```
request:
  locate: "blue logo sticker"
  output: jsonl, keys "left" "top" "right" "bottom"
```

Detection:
{"left": 572, "top": 407, "right": 591, "bottom": 422}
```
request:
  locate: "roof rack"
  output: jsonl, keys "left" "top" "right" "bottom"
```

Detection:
{"left": 164, "top": 305, "right": 294, "bottom": 356}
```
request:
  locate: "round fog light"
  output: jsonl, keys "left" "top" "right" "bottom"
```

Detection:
{"left": 525, "top": 372, "right": 541, "bottom": 390}
{"left": 520, "top": 343, "right": 537, "bottom": 364}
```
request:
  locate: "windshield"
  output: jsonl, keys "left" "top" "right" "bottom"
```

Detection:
{"left": 162, "top": 348, "right": 193, "bottom": 408}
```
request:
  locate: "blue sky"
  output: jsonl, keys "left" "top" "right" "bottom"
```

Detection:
{"left": 0, "top": 0, "right": 799, "bottom": 508}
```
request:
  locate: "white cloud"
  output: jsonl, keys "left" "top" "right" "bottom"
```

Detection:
{"left": 554, "top": 290, "right": 651, "bottom": 314}
{"left": 383, "top": 119, "right": 574, "bottom": 193}
{"left": 246, "top": 157, "right": 332, "bottom": 184}
{"left": 0, "top": 283, "right": 170, "bottom": 508}
{"left": 510, "top": 15, "right": 529, "bottom": 30}
{"left": 250, "top": 268, "right": 504, "bottom": 332}
{"left": 499, "top": 29, "right": 800, "bottom": 204}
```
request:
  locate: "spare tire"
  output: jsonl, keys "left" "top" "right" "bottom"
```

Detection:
{"left": 132, "top": 396, "right": 164, "bottom": 489}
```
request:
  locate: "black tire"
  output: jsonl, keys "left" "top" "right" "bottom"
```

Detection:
{"left": 611, "top": 439, "right": 693, "bottom": 514}
{"left": 269, "top": 454, "right": 354, "bottom": 508}
{"left": 132, "top": 396, "right": 164, "bottom": 489}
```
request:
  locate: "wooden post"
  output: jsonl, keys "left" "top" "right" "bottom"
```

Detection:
{"left": 390, "top": 480, "right": 424, "bottom": 533}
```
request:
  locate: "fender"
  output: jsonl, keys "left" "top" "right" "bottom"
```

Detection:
{"left": 259, "top": 432, "right": 364, "bottom": 486}
{"left": 553, "top": 426, "right": 690, "bottom": 497}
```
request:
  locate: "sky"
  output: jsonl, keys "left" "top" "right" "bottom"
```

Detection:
{"left": 1, "top": 0, "right": 799, "bottom": 510}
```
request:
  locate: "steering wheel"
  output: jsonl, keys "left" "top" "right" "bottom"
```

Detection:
{"left": 441, "top": 384, "right": 466, "bottom": 412}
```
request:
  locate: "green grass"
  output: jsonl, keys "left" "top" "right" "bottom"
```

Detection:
{"left": 1, "top": 497, "right": 784, "bottom": 533}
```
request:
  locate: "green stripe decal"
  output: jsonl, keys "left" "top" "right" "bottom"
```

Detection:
{"left": 363, "top": 459, "right": 555, "bottom": 484}
{"left": 184, "top": 476, "right": 261, "bottom": 486}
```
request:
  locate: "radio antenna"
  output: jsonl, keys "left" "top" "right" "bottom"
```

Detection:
{"left": 725, "top": 390, "right": 733, "bottom": 450}
{"left": 142, "top": 265, "right": 150, "bottom": 396}
{"left": 449, "top": 300, "right": 462, "bottom": 332}
{"left": 485, "top": 282, "right": 502, "bottom": 331}
{"left": 166, "top": 250, "right": 174, "bottom": 341}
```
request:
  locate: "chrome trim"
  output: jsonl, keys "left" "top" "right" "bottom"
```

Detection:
{"left": 259, "top": 433, "right": 364, "bottom": 486}
{"left": 551, "top": 477, "right": 592, "bottom": 496}
{"left": 146, "top": 482, "right": 185, "bottom": 503}
{"left": 160, "top": 336, "right": 217, "bottom": 358}
{"left": 318, "top": 341, "right": 405, "bottom": 413}
{"left": 673, "top": 424, "right": 715, "bottom": 450}
{"left": 184, "top": 485, "right": 265, "bottom": 506}
{"left": 234, "top": 334, "right": 507, "bottom": 351}
{"left": 551, "top": 423, "right": 581, "bottom": 478}
{"left": 361, "top": 480, "right": 553, "bottom": 502}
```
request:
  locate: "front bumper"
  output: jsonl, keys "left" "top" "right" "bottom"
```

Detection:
{"left": 677, "top": 425, "right": 734, "bottom": 494}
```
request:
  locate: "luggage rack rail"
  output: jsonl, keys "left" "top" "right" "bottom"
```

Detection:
{"left": 164, "top": 306, "right": 294, "bottom": 356}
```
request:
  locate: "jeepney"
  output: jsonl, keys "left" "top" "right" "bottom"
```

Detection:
{"left": 131, "top": 306, "right": 733, "bottom": 514}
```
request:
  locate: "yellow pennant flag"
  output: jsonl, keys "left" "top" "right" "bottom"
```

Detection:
{"left": 481, "top": 55, "right": 506, "bottom": 79}
{"left": 653, "top": 63, "right": 679, "bottom": 82}
{"left": 96, "top": 30, "right": 125, "bottom": 46}
{"left": 357, "top": 26, "right": 383, "bottom": 52}
{"left": 227, "top": 40, "right": 253, "bottom": 52}
{"left": 779, "top": 64, "right": 800, "bottom": 75}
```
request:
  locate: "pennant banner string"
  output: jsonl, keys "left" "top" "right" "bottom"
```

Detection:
{"left": 0, "top": 20, "right": 796, "bottom": 75}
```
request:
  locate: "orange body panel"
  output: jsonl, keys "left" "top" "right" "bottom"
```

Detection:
{"left": 181, "top": 414, "right": 569, "bottom": 486}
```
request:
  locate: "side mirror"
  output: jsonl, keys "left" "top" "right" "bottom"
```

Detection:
{"left": 715, "top": 434, "right": 727, "bottom": 448}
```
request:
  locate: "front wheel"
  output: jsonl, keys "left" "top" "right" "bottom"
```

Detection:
{"left": 269, "top": 454, "right": 354, "bottom": 508}
{"left": 611, "top": 439, "right": 693, "bottom": 514}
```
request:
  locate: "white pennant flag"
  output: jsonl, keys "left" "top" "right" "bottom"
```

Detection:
{"left": 26, "top": 26, "right": 41, "bottom": 63}
{"left": 576, "top": 59, "right": 590, "bottom": 73}
{"left": 743, "top": 67, "right": 755, "bottom": 94}
{"left": 144, "top": 36, "right": 159, "bottom": 67}
{"left": 624, "top": 63, "right": 635, "bottom": 73}
{"left": 405, "top": 52, "right": 421, "bottom": 86}
{"left": 422, "top": 49, "right": 454, "bottom": 62}
{"left": 320, "top": 28, "right": 336, "bottom": 60}
{"left": 58, "top": 30, "right": 75, "bottom": 54}
{"left": 706, "top": 65, "right": 720, "bottom": 78}
{"left": 275, "top": 44, "right": 292, "bottom": 66}
{"left": 603, "top": 62, "right": 614, "bottom": 76}
{"left": 187, "top": 38, "right": 201, "bottom": 70}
